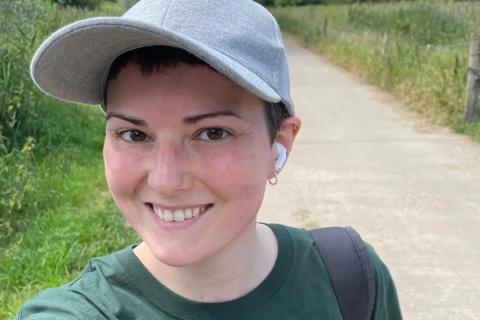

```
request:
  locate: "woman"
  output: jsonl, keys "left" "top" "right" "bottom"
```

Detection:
{"left": 17, "top": 0, "right": 402, "bottom": 318}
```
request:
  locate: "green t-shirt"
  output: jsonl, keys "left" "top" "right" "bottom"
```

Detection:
{"left": 15, "top": 224, "right": 402, "bottom": 319}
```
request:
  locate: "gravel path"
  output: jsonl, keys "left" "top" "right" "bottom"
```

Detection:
{"left": 260, "top": 38, "right": 480, "bottom": 319}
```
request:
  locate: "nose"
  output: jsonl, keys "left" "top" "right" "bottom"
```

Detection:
{"left": 147, "top": 142, "right": 192, "bottom": 196}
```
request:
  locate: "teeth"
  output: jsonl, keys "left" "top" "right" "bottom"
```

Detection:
{"left": 153, "top": 205, "right": 208, "bottom": 222}
{"left": 193, "top": 207, "right": 200, "bottom": 216}
{"left": 154, "top": 207, "right": 163, "bottom": 219}
{"left": 174, "top": 210, "right": 185, "bottom": 222}
{"left": 163, "top": 209, "right": 173, "bottom": 222}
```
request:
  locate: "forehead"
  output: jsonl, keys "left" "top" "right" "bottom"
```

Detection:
{"left": 106, "top": 62, "right": 264, "bottom": 116}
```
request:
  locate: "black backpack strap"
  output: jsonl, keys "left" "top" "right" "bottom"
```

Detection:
{"left": 309, "top": 227, "right": 376, "bottom": 320}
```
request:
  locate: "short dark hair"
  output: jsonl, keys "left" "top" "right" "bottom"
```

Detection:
{"left": 105, "top": 46, "right": 290, "bottom": 144}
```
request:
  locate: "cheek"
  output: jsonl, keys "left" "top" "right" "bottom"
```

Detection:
{"left": 103, "top": 140, "right": 143, "bottom": 195}
{"left": 196, "top": 143, "right": 270, "bottom": 199}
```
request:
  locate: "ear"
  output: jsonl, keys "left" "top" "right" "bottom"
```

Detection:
{"left": 269, "top": 116, "right": 301, "bottom": 178}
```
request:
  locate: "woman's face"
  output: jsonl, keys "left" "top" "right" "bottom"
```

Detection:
{"left": 104, "top": 63, "right": 277, "bottom": 267}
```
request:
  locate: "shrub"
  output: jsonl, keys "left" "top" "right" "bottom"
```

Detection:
{"left": 52, "top": 0, "right": 106, "bottom": 9}
{"left": 0, "top": 0, "right": 106, "bottom": 239}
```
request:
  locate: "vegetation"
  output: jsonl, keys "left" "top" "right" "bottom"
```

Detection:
{"left": 0, "top": 0, "right": 137, "bottom": 318}
{"left": 256, "top": 0, "right": 416, "bottom": 6}
{"left": 272, "top": 1, "right": 480, "bottom": 140}
{"left": 52, "top": 0, "right": 137, "bottom": 10}
{"left": 257, "top": 0, "right": 323, "bottom": 6}
{"left": 3, "top": 0, "right": 480, "bottom": 317}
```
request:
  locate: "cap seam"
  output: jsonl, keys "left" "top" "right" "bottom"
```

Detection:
{"left": 160, "top": 0, "right": 177, "bottom": 26}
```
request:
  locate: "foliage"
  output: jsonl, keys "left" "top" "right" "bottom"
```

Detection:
{"left": 256, "top": 0, "right": 416, "bottom": 6}
{"left": 115, "top": 0, "right": 138, "bottom": 10}
{"left": 51, "top": 0, "right": 137, "bottom": 10}
{"left": 0, "top": 0, "right": 143, "bottom": 317}
{"left": 0, "top": 1, "right": 135, "bottom": 318}
{"left": 0, "top": 0, "right": 123, "bottom": 239}
{"left": 272, "top": 1, "right": 480, "bottom": 140}
{"left": 0, "top": 0, "right": 50, "bottom": 154}
{"left": 257, "top": 0, "right": 323, "bottom": 6}
{"left": 347, "top": 4, "right": 468, "bottom": 45}
{"left": 0, "top": 0, "right": 108, "bottom": 155}
{"left": 0, "top": 160, "right": 138, "bottom": 317}
{"left": 0, "top": 105, "right": 105, "bottom": 244}
{"left": 52, "top": 0, "right": 102, "bottom": 9}
{"left": 0, "top": 0, "right": 125, "bottom": 155}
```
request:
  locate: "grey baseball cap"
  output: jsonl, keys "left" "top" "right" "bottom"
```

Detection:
{"left": 30, "top": 0, "right": 295, "bottom": 115}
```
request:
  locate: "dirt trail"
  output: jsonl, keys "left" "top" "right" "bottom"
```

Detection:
{"left": 259, "top": 38, "right": 480, "bottom": 319}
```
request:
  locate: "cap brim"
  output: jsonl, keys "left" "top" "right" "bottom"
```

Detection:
{"left": 30, "top": 17, "right": 282, "bottom": 106}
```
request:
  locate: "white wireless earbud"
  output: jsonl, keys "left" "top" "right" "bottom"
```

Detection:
{"left": 274, "top": 143, "right": 287, "bottom": 172}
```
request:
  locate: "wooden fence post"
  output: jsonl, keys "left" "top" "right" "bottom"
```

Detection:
{"left": 381, "top": 33, "right": 389, "bottom": 56}
{"left": 323, "top": 17, "right": 328, "bottom": 37}
{"left": 464, "top": 35, "right": 480, "bottom": 122}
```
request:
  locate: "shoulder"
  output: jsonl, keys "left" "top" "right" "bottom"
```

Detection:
{"left": 266, "top": 223, "right": 311, "bottom": 244}
{"left": 364, "top": 243, "right": 403, "bottom": 320}
{"left": 15, "top": 247, "right": 132, "bottom": 320}
{"left": 15, "top": 286, "right": 102, "bottom": 320}
{"left": 282, "top": 224, "right": 403, "bottom": 319}
{"left": 364, "top": 243, "right": 394, "bottom": 285}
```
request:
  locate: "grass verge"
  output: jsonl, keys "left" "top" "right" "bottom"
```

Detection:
{"left": 271, "top": 1, "right": 480, "bottom": 141}
{"left": 0, "top": 2, "right": 137, "bottom": 317}
{"left": 0, "top": 146, "right": 138, "bottom": 318}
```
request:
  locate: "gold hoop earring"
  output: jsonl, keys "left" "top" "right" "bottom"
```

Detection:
{"left": 268, "top": 175, "right": 278, "bottom": 186}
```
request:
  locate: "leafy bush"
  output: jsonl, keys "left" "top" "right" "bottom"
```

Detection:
{"left": 0, "top": 1, "right": 134, "bottom": 317}
{"left": 0, "top": 108, "right": 104, "bottom": 243}
{"left": 0, "top": 0, "right": 123, "bottom": 155}
{"left": 0, "top": 0, "right": 106, "bottom": 239}
{"left": 51, "top": 0, "right": 135, "bottom": 10}
{"left": 0, "top": 0, "right": 47, "bottom": 153}
{"left": 0, "top": 151, "right": 33, "bottom": 238}
{"left": 1, "top": 0, "right": 78, "bottom": 154}
{"left": 52, "top": 0, "right": 107, "bottom": 9}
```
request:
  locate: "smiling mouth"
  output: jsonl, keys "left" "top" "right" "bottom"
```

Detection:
{"left": 147, "top": 203, "right": 213, "bottom": 222}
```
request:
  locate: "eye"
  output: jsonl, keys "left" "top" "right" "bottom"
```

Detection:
{"left": 197, "top": 128, "right": 231, "bottom": 141}
{"left": 118, "top": 129, "right": 149, "bottom": 143}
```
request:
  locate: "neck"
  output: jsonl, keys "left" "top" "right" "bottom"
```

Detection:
{"left": 134, "top": 222, "right": 278, "bottom": 302}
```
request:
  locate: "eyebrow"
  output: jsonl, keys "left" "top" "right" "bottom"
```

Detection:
{"left": 105, "top": 112, "right": 146, "bottom": 126}
{"left": 105, "top": 110, "right": 242, "bottom": 126}
{"left": 183, "top": 110, "right": 242, "bottom": 124}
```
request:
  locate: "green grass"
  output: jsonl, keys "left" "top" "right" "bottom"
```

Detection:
{"left": 272, "top": 1, "right": 480, "bottom": 141}
{"left": 0, "top": 103, "right": 139, "bottom": 318}
{"left": 0, "top": 1, "right": 139, "bottom": 318}
{"left": 6, "top": 0, "right": 480, "bottom": 317}
{"left": 0, "top": 154, "right": 138, "bottom": 318}
{"left": 1, "top": 103, "right": 104, "bottom": 241}
{"left": 0, "top": 104, "right": 138, "bottom": 318}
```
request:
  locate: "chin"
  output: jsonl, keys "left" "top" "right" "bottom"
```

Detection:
{"left": 159, "top": 257, "right": 196, "bottom": 268}
{"left": 148, "top": 243, "right": 212, "bottom": 268}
